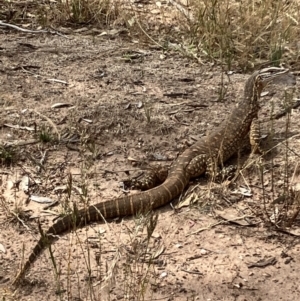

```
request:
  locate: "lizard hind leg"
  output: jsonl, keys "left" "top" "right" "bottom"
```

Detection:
{"left": 125, "top": 165, "right": 169, "bottom": 190}
{"left": 204, "top": 156, "right": 237, "bottom": 183}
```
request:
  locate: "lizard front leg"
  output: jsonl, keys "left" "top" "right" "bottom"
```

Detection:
{"left": 250, "top": 118, "right": 264, "bottom": 154}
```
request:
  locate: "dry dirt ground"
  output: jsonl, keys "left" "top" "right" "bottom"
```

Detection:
{"left": 1, "top": 29, "right": 300, "bottom": 301}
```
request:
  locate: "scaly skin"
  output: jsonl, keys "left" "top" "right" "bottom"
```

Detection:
{"left": 13, "top": 67, "right": 293, "bottom": 285}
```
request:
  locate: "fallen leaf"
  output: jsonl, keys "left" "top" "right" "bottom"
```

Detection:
{"left": 247, "top": 256, "right": 277, "bottom": 268}
{"left": 277, "top": 227, "right": 300, "bottom": 236}
{"left": 30, "top": 195, "right": 53, "bottom": 203}
{"left": 152, "top": 245, "right": 165, "bottom": 259}
{"left": 260, "top": 91, "right": 269, "bottom": 97}
{"left": 82, "top": 118, "right": 92, "bottom": 124}
{"left": 215, "top": 209, "right": 256, "bottom": 226}
{"left": 159, "top": 271, "right": 167, "bottom": 278}
{"left": 0, "top": 243, "right": 6, "bottom": 253}
{"left": 176, "top": 192, "right": 198, "bottom": 209}
{"left": 19, "top": 175, "right": 29, "bottom": 193}
{"left": 51, "top": 103, "right": 72, "bottom": 108}
{"left": 4, "top": 124, "right": 34, "bottom": 131}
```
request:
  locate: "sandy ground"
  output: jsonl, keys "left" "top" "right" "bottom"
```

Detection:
{"left": 1, "top": 28, "right": 300, "bottom": 301}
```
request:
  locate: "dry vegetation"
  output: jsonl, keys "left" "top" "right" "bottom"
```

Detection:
{"left": 1, "top": 0, "right": 300, "bottom": 68}
{"left": 0, "top": 0, "right": 300, "bottom": 300}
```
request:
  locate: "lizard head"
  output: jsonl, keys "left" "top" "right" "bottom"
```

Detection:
{"left": 254, "top": 67, "right": 296, "bottom": 94}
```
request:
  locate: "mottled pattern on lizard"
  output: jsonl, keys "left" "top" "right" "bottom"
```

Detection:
{"left": 13, "top": 67, "right": 295, "bottom": 285}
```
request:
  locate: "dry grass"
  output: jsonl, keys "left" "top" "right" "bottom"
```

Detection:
{"left": 185, "top": 0, "right": 300, "bottom": 69}
{"left": 1, "top": 0, "right": 299, "bottom": 68}
{"left": 44, "top": 211, "right": 160, "bottom": 301}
